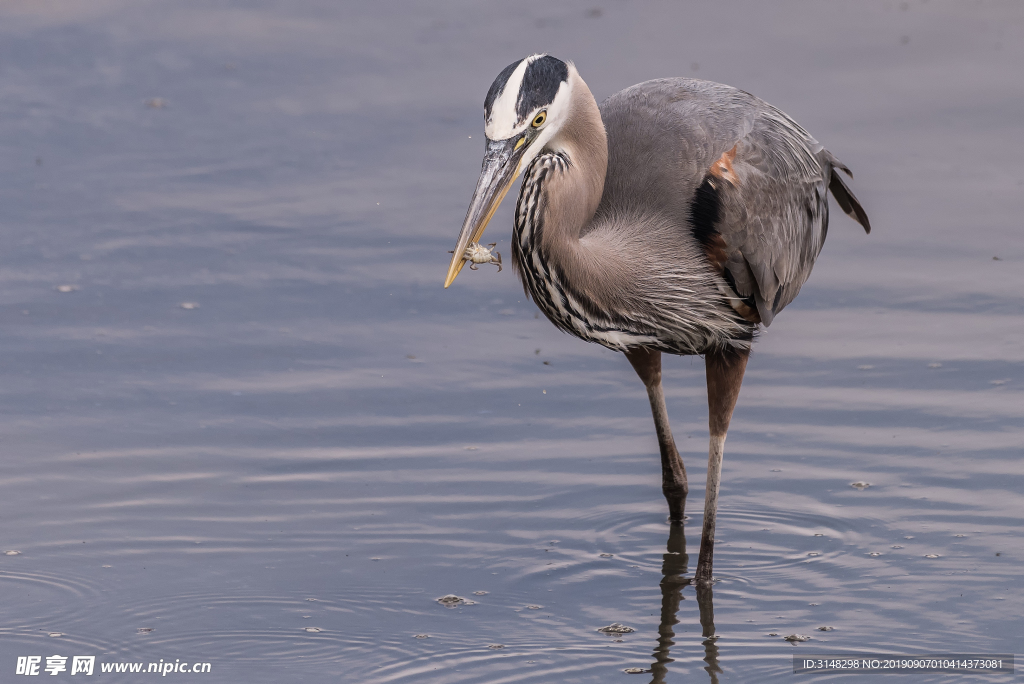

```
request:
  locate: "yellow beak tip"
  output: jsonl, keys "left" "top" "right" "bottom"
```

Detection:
{"left": 443, "top": 255, "right": 468, "bottom": 289}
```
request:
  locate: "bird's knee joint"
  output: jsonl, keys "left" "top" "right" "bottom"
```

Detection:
{"left": 663, "top": 483, "right": 688, "bottom": 498}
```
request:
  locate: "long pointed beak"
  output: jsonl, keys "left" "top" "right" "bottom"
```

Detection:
{"left": 444, "top": 135, "right": 526, "bottom": 288}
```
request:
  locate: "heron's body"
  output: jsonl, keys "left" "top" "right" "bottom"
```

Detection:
{"left": 513, "top": 75, "right": 867, "bottom": 355}
{"left": 445, "top": 56, "right": 869, "bottom": 582}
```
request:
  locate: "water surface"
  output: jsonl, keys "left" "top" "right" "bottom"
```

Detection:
{"left": 0, "top": 1, "right": 1022, "bottom": 681}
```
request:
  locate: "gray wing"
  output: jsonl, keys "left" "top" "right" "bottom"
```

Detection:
{"left": 714, "top": 105, "right": 870, "bottom": 325}
{"left": 600, "top": 78, "right": 870, "bottom": 326}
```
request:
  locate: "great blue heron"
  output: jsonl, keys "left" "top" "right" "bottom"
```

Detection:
{"left": 444, "top": 55, "right": 870, "bottom": 583}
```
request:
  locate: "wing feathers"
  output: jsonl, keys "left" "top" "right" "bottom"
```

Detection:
{"left": 827, "top": 164, "right": 871, "bottom": 234}
{"left": 598, "top": 78, "right": 870, "bottom": 332}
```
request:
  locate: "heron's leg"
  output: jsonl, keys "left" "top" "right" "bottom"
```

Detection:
{"left": 625, "top": 347, "right": 687, "bottom": 521}
{"left": 695, "top": 346, "right": 750, "bottom": 583}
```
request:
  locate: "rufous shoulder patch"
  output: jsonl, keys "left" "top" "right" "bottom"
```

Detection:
{"left": 708, "top": 144, "right": 740, "bottom": 186}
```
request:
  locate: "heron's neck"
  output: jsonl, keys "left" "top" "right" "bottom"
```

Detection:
{"left": 513, "top": 77, "right": 607, "bottom": 280}
{"left": 538, "top": 78, "right": 608, "bottom": 245}
{"left": 513, "top": 76, "right": 617, "bottom": 318}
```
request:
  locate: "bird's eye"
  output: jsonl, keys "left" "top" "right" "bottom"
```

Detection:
{"left": 532, "top": 111, "right": 547, "bottom": 128}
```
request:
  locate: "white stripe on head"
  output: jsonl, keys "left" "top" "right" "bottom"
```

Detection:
{"left": 484, "top": 54, "right": 543, "bottom": 140}
{"left": 508, "top": 64, "right": 576, "bottom": 173}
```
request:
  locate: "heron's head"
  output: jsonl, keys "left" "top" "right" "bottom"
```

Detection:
{"left": 444, "top": 54, "right": 575, "bottom": 287}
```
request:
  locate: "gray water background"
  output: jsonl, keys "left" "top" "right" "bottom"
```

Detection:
{"left": 0, "top": 1, "right": 1022, "bottom": 681}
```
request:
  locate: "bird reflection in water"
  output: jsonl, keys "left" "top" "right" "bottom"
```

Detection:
{"left": 647, "top": 522, "right": 722, "bottom": 683}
